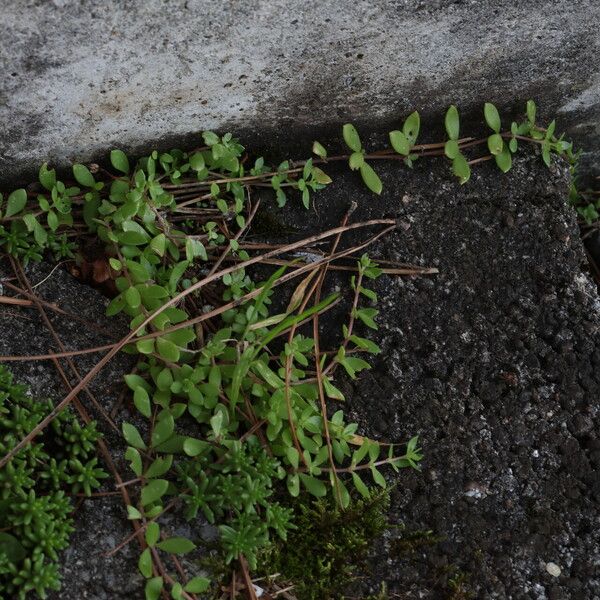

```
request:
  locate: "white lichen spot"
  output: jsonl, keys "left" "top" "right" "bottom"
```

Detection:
{"left": 545, "top": 562, "right": 561, "bottom": 577}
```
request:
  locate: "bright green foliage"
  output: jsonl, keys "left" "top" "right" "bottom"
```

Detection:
{"left": 257, "top": 488, "right": 391, "bottom": 600}
{"left": 389, "top": 111, "right": 420, "bottom": 168}
{"left": 342, "top": 123, "right": 384, "bottom": 194}
{"left": 0, "top": 129, "right": 412, "bottom": 595}
{"left": 115, "top": 245, "right": 416, "bottom": 592}
{"left": 0, "top": 365, "right": 106, "bottom": 599}
{"left": 0, "top": 103, "right": 581, "bottom": 595}
{"left": 444, "top": 105, "right": 471, "bottom": 184}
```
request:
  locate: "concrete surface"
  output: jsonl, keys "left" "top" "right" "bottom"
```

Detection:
{"left": 1, "top": 0, "right": 599, "bottom": 184}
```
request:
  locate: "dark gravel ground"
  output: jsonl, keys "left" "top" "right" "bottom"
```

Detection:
{"left": 1, "top": 148, "right": 599, "bottom": 599}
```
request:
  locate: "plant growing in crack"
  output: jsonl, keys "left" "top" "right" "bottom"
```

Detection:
{"left": 0, "top": 98, "right": 585, "bottom": 598}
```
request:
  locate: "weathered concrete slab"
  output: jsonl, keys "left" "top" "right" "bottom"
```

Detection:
{"left": 1, "top": 0, "right": 600, "bottom": 184}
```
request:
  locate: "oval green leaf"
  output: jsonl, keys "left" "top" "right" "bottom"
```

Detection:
{"left": 134, "top": 386, "right": 152, "bottom": 418}
{"left": 389, "top": 130, "right": 410, "bottom": 156}
{"left": 484, "top": 102, "right": 501, "bottom": 133}
{"left": 73, "top": 164, "right": 95, "bottom": 188}
{"left": 444, "top": 140, "right": 460, "bottom": 159}
{"left": 348, "top": 151, "right": 365, "bottom": 171}
{"left": 138, "top": 548, "right": 153, "bottom": 578}
{"left": 145, "top": 577, "right": 163, "bottom": 600}
{"left": 444, "top": 105, "right": 460, "bottom": 141}
{"left": 156, "top": 536, "right": 196, "bottom": 555}
{"left": 122, "top": 423, "right": 147, "bottom": 449}
{"left": 487, "top": 133, "right": 504, "bottom": 155}
{"left": 495, "top": 146, "right": 513, "bottom": 173}
{"left": 342, "top": 123, "right": 362, "bottom": 152}
{"left": 402, "top": 111, "right": 420, "bottom": 144}
{"left": 141, "top": 479, "right": 169, "bottom": 506}
{"left": 299, "top": 473, "right": 327, "bottom": 497}
{"left": 6, "top": 189, "right": 27, "bottom": 218}
{"left": 359, "top": 163, "right": 383, "bottom": 195}
{"left": 111, "top": 149, "right": 130, "bottom": 174}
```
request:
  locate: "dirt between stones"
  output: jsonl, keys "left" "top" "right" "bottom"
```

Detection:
{"left": 1, "top": 149, "right": 599, "bottom": 599}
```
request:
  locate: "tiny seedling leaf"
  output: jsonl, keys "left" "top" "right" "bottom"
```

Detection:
{"left": 342, "top": 123, "right": 362, "bottom": 152}
{"left": 122, "top": 423, "right": 147, "bottom": 449}
{"left": 156, "top": 537, "right": 196, "bottom": 555}
{"left": 111, "top": 149, "right": 130, "bottom": 174}
{"left": 359, "top": 163, "right": 383, "bottom": 195}
{"left": 6, "top": 189, "right": 27, "bottom": 218}
{"left": 402, "top": 111, "right": 420, "bottom": 144}
{"left": 73, "top": 164, "right": 95, "bottom": 188}
{"left": 495, "top": 146, "right": 513, "bottom": 173}
{"left": 444, "top": 105, "right": 460, "bottom": 141}
{"left": 389, "top": 130, "right": 410, "bottom": 156}
{"left": 141, "top": 479, "right": 169, "bottom": 506}
{"left": 487, "top": 133, "right": 504, "bottom": 155}
{"left": 484, "top": 102, "right": 501, "bottom": 133}
{"left": 312, "top": 141, "right": 327, "bottom": 158}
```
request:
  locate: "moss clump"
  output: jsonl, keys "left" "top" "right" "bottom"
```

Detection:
{"left": 0, "top": 364, "right": 106, "bottom": 599}
{"left": 257, "top": 488, "right": 390, "bottom": 600}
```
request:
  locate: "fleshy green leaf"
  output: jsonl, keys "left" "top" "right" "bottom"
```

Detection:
{"left": 526, "top": 99, "right": 536, "bottom": 125}
{"left": 111, "top": 149, "right": 130, "bottom": 174}
{"left": 127, "top": 505, "right": 142, "bottom": 520}
{"left": 150, "top": 233, "right": 167, "bottom": 257}
{"left": 145, "top": 455, "right": 173, "bottom": 479}
{"left": 299, "top": 473, "right": 327, "bottom": 497}
{"left": 402, "top": 111, "right": 420, "bottom": 144}
{"left": 156, "top": 537, "right": 196, "bottom": 555}
{"left": 189, "top": 152, "right": 205, "bottom": 171}
{"left": 39, "top": 163, "right": 57, "bottom": 191}
{"left": 484, "top": 102, "right": 501, "bottom": 133}
{"left": 359, "top": 163, "right": 383, "bottom": 195}
{"left": 134, "top": 387, "right": 152, "bottom": 418}
{"left": 141, "top": 479, "right": 169, "bottom": 506}
{"left": 145, "top": 577, "right": 164, "bottom": 600}
{"left": 151, "top": 414, "right": 175, "bottom": 448}
{"left": 185, "top": 238, "right": 208, "bottom": 262}
{"left": 125, "top": 286, "right": 141, "bottom": 309}
{"left": 444, "top": 105, "right": 460, "bottom": 141}
{"left": 312, "top": 141, "right": 327, "bottom": 158}
{"left": 389, "top": 130, "right": 410, "bottom": 155}
{"left": 287, "top": 473, "right": 300, "bottom": 497}
{"left": 183, "top": 437, "right": 209, "bottom": 457}
{"left": 487, "top": 133, "right": 504, "bottom": 155}
{"left": 370, "top": 465, "right": 386, "bottom": 488}
{"left": 342, "top": 124, "right": 362, "bottom": 152}
{"left": 138, "top": 548, "right": 153, "bottom": 578}
{"left": 184, "top": 577, "right": 211, "bottom": 593}
{"left": 542, "top": 141, "right": 551, "bottom": 167}
{"left": 122, "top": 423, "right": 147, "bottom": 449}
{"left": 495, "top": 146, "right": 513, "bottom": 173}
{"left": 125, "top": 447, "right": 143, "bottom": 476}
{"left": 73, "top": 164, "right": 95, "bottom": 188}
{"left": 6, "top": 189, "right": 27, "bottom": 218}
{"left": 146, "top": 522, "right": 160, "bottom": 547}
{"left": 349, "top": 152, "right": 364, "bottom": 170}
{"left": 352, "top": 472, "right": 371, "bottom": 498}
{"left": 452, "top": 154, "right": 471, "bottom": 185}
{"left": 444, "top": 140, "right": 460, "bottom": 159}
{"left": 156, "top": 338, "right": 180, "bottom": 363}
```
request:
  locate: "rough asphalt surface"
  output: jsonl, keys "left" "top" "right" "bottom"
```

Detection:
{"left": 1, "top": 149, "right": 599, "bottom": 599}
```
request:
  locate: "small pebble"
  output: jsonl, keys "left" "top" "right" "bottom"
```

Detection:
{"left": 546, "top": 562, "right": 561, "bottom": 577}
